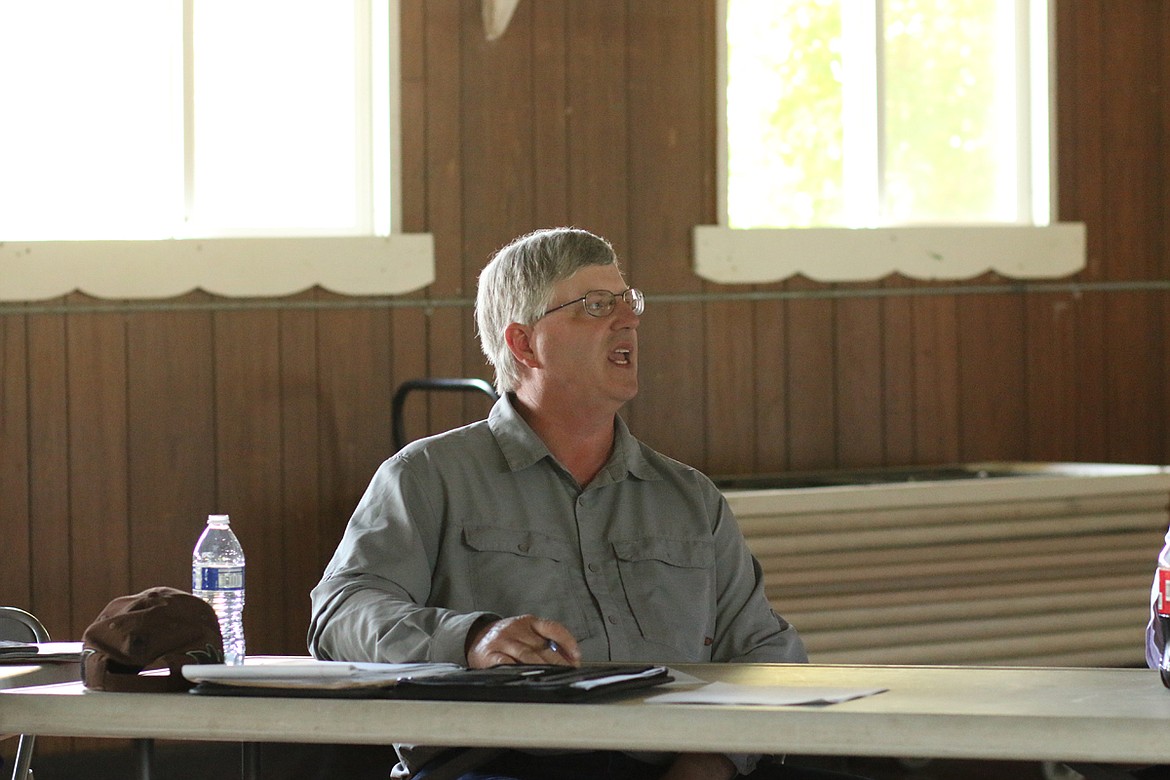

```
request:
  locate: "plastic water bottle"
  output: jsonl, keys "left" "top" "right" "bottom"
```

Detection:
{"left": 193, "top": 514, "right": 246, "bottom": 665}
{"left": 1156, "top": 539, "right": 1170, "bottom": 688}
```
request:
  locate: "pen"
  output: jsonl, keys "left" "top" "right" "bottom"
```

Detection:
{"left": 546, "top": 639, "right": 561, "bottom": 655}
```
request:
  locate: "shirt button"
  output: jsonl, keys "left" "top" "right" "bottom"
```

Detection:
{"left": 607, "top": 615, "right": 618, "bottom": 625}
{"left": 518, "top": 543, "right": 530, "bottom": 553}
{"left": 588, "top": 563, "right": 600, "bottom": 573}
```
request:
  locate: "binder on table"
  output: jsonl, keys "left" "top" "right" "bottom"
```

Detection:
{"left": 182, "top": 660, "right": 672, "bottom": 703}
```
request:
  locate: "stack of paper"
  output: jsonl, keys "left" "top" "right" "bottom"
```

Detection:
{"left": 0, "top": 641, "right": 84, "bottom": 664}
{"left": 181, "top": 660, "right": 461, "bottom": 690}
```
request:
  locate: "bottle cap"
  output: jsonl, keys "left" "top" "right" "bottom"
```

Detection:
{"left": 207, "top": 514, "right": 231, "bottom": 525}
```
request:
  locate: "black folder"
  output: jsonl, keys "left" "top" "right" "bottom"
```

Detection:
{"left": 189, "top": 663, "right": 673, "bottom": 703}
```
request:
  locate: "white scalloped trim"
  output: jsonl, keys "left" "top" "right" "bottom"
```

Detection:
{"left": 693, "top": 224, "right": 1086, "bottom": 284}
{"left": 0, "top": 235, "right": 435, "bottom": 302}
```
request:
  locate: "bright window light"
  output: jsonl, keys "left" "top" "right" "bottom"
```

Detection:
{"left": 0, "top": 0, "right": 388, "bottom": 242}
{"left": 725, "top": 0, "right": 1051, "bottom": 229}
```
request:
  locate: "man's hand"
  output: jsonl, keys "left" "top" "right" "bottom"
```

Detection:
{"left": 659, "top": 753, "right": 737, "bottom": 780}
{"left": 465, "top": 614, "right": 581, "bottom": 668}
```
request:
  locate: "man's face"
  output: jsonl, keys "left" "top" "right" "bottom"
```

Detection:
{"left": 528, "top": 263, "right": 640, "bottom": 413}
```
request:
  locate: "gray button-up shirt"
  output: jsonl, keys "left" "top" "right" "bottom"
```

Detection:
{"left": 309, "top": 394, "right": 804, "bottom": 668}
{"left": 308, "top": 394, "right": 806, "bottom": 775}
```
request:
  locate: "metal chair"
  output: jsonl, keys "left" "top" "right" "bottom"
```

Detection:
{"left": 0, "top": 606, "right": 50, "bottom": 780}
{"left": 391, "top": 377, "right": 499, "bottom": 452}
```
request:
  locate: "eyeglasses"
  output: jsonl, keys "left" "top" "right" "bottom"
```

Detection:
{"left": 540, "top": 288, "right": 645, "bottom": 320}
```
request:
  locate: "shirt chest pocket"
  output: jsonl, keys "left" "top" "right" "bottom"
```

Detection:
{"left": 612, "top": 537, "right": 716, "bottom": 660}
{"left": 462, "top": 526, "right": 594, "bottom": 640}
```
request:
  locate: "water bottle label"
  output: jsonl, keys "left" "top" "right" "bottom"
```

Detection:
{"left": 1159, "top": 569, "right": 1170, "bottom": 617}
{"left": 196, "top": 566, "right": 245, "bottom": 591}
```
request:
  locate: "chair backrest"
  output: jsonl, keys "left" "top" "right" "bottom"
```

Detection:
{"left": 391, "top": 377, "right": 499, "bottom": 452}
{"left": 0, "top": 607, "right": 50, "bottom": 643}
{"left": 1, "top": 607, "right": 50, "bottom": 780}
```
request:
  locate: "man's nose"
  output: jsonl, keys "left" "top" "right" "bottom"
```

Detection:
{"left": 614, "top": 297, "right": 641, "bottom": 325}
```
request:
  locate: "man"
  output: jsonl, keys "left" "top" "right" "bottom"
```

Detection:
{"left": 309, "top": 228, "right": 815, "bottom": 779}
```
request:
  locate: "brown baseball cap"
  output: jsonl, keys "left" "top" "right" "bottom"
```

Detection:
{"left": 81, "top": 586, "right": 224, "bottom": 692}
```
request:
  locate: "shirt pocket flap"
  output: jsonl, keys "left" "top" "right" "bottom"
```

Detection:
{"left": 612, "top": 538, "right": 714, "bottom": 568}
{"left": 463, "top": 526, "right": 572, "bottom": 561}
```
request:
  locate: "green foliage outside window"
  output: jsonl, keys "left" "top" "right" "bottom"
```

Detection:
{"left": 728, "top": 0, "right": 1012, "bottom": 228}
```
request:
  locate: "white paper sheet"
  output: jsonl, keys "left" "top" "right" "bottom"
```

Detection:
{"left": 181, "top": 660, "right": 461, "bottom": 689}
{"left": 645, "top": 681, "right": 888, "bottom": 706}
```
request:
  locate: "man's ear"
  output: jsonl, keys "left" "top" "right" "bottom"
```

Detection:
{"left": 504, "top": 322, "right": 539, "bottom": 368}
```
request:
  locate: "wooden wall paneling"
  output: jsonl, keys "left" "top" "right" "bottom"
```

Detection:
{"left": 625, "top": 0, "right": 710, "bottom": 464}
{"left": 785, "top": 278, "right": 837, "bottom": 470}
{"left": 420, "top": 2, "right": 469, "bottom": 437}
{"left": 400, "top": 0, "right": 427, "bottom": 236}
{"left": 397, "top": 1, "right": 452, "bottom": 431}
{"left": 1102, "top": 298, "right": 1166, "bottom": 463}
{"left": 704, "top": 297, "right": 756, "bottom": 475}
{"left": 278, "top": 296, "right": 323, "bottom": 652}
{"left": 126, "top": 297, "right": 217, "bottom": 593}
{"left": 954, "top": 284, "right": 1029, "bottom": 461}
{"left": 1039, "top": 0, "right": 1099, "bottom": 462}
{"left": 315, "top": 301, "right": 394, "bottom": 556}
{"left": 1024, "top": 292, "right": 1080, "bottom": 460}
{"left": 880, "top": 278, "right": 917, "bottom": 466}
{"left": 0, "top": 314, "right": 31, "bottom": 607}
{"left": 752, "top": 294, "right": 789, "bottom": 475}
{"left": 1057, "top": 1, "right": 1109, "bottom": 462}
{"left": 566, "top": 0, "right": 633, "bottom": 438}
{"left": 532, "top": 0, "right": 571, "bottom": 229}
{"left": 459, "top": 0, "right": 536, "bottom": 416}
{"left": 911, "top": 289, "right": 961, "bottom": 464}
{"left": 635, "top": 303, "right": 708, "bottom": 469}
{"left": 1163, "top": 1, "right": 1170, "bottom": 463}
{"left": 835, "top": 292, "right": 884, "bottom": 467}
{"left": 212, "top": 309, "right": 285, "bottom": 652}
{"left": 65, "top": 303, "right": 130, "bottom": 636}
{"left": 1099, "top": 5, "right": 1166, "bottom": 463}
{"left": 565, "top": 0, "right": 629, "bottom": 248}
{"left": 395, "top": 0, "right": 454, "bottom": 452}
{"left": 26, "top": 308, "right": 71, "bottom": 636}
{"left": 390, "top": 305, "right": 444, "bottom": 451}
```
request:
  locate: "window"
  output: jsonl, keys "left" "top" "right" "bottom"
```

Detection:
{"left": 695, "top": 0, "right": 1084, "bottom": 284}
{"left": 0, "top": 0, "right": 434, "bottom": 302}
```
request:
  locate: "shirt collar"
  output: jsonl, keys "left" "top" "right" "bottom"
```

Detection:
{"left": 488, "top": 393, "right": 660, "bottom": 485}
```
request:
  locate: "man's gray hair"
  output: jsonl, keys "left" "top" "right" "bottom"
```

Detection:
{"left": 476, "top": 227, "right": 619, "bottom": 394}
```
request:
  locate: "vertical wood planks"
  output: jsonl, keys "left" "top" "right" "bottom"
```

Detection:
{"left": 1098, "top": 4, "right": 1166, "bottom": 462}
{"left": 0, "top": 313, "right": 31, "bottom": 608}
{"left": 65, "top": 300, "right": 130, "bottom": 636}
{"left": 213, "top": 308, "right": 284, "bottom": 651}
{"left": 26, "top": 304, "right": 71, "bottom": 634}
{"left": 423, "top": 2, "right": 470, "bottom": 436}
{"left": 278, "top": 295, "right": 323, "bottom": 647}
{"left": 627, "top": 0, "right": 708, "bottom": 463}
{"left": 1060, "top": 1, "right": 1109, "bottom": 462}
{"left": 752, "top": 294, "right": 789, "bottom": 474}
{"left": 955, "top": 281, "right": 1028, "bottom": 461}
{"left": 786, "top": 278, "right": 836, "bottom": 470}
{"left": 836, "top": 294, "right": 884, "bottom": 467}
{"left": 125, "top": 295, "right": 216, "bottom": 596}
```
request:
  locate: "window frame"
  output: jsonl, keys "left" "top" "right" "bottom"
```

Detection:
{"left": 695, "top": 0, "right": 1084, "bottom": 284}
{"left": 0, "top": 0, "right": 435, "bottom": 303}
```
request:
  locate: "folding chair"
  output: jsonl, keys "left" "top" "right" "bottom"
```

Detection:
{"left": 391, "top": 377, "right": 499, "bottom": 452}
{"left": 0, "top": 606, "right": 50, "bottom": 780}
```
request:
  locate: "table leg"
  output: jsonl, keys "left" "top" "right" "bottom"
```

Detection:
{"left": 133, "top": 738, "right": 154, "bottom": 780}
{"left": 241, "top": 742, "right": 260, "bottom": 780}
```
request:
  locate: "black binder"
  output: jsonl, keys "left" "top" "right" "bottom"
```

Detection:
{"left": 189, "top": 663, "right": 673, "bottom": 703}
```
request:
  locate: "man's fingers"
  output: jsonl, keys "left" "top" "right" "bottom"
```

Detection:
{"left": 531, "top": 618, "right": 580, "bottom": 664}
{"left": 467, "top": 614, "right": 580, "bottom": 668}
